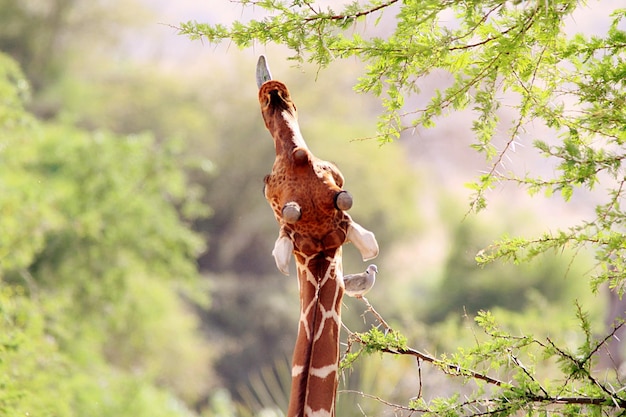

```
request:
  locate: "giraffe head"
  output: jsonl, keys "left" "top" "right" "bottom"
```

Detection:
{"left": 258, "top": 77, "right": 379, "bottom": 273}
{"left": 259, "top": 80, "right": 378, "bottom": 264}
{"left": 259, "top": 79, "right": 352, "bottom": 253}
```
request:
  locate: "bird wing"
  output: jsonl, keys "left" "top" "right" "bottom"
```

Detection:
{"left": 344, "top": 273, "right": 368, "bottom": 292}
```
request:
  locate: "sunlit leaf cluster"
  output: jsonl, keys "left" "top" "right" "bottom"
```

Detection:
{"left": 343, "top": 305, "right": 626, "bottom": 416}
{"left": 181, "top": 1, "right": 626, "bottom": 415}
{"left": 180, "top": 2, "right": 626, "bottom": 293}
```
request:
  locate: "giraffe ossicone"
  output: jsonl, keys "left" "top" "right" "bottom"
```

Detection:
{"left": 256, "top": 55, "right": 378, "bottom": 417}
{"left": 256, "top": 55, "right": 273, "bottom": 88}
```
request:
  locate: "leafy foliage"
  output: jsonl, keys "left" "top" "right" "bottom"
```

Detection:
{"left": 2, "top": 0, "right": 425, "bottom": 408}
{"left": 0, "top": 51, "right": 211, "bottom": 416}
{"left": 180, "top": 1, "right": 626, "bottom": 289}
{"left": 181, "top": 1, "right": 626, "bottom": 415}
{"left": 342, "top": 302, "right": 626, "bottom": 416}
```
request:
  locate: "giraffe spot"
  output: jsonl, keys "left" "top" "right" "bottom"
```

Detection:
{"left": 291, "top": 365, "right": 305, "bottom": 377}
{"left": 304, "top": 406, "right": 333, "bottom": 417}
{"left": 309, "top": 364, "right": 337, "bottom": 379}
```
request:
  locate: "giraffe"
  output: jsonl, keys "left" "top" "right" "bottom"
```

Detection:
{"left": 256, "top": 56, "right": 379, "bottom": 417}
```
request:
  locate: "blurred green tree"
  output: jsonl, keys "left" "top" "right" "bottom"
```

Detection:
{"left": 0, "top": 52, "right": 212, "bottom": 415}
{"left": 426, "top": 218, "right": 587, "bottom": 323}
{"left": 0, "top": 0, "right": 148, "bottom": 96}
{"left": 2, "top": 0, "right": 424, "bottom": 402}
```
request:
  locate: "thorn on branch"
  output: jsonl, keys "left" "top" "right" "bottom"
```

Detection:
{"left": 303, "top": 0, "right": 399, "bottom": 23}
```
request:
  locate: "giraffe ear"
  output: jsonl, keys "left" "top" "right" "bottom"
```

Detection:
{"left": 272, "top": 235, "right": 293, "bottom": 276}
{"left": 347, "top": 221, "right": 379, "bottom": 261}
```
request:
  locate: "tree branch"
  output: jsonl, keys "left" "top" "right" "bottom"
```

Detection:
{"left": 347, "top": 300, "right": 507, "bottom": 387}
{"left": 303, "top": 0, "right": 399, "bottom": 23}
{"left": 346, "top": 299, "right": 626, "bottom": 413}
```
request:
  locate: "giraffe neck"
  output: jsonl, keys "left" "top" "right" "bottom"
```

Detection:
{"left": 288, "top": 248, "right": 344, "bottom": 417}
{"left": 259, "top": 81, "right": 309, "bottom": 157}
{"left": 271, "top": 110, "right": 308, "bottom": 157}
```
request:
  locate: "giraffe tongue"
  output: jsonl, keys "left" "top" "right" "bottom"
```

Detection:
{"left": 256, "top": 55, "right": 273, "bottom": 89}
{"left": 347, "top": 221, "right": 379, "bottom": 261}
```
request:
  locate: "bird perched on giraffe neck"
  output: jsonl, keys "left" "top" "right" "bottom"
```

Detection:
{"left": 343, "top": 264, "right": 378, "bottom": 298}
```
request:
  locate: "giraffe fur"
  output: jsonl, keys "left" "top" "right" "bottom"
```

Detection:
{"left": 258, "top": 74, "right": 378, "bottom": 417}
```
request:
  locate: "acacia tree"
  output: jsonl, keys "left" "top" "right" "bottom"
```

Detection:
{"left": 179, "top": 1, "right": 626, "bottom": 415}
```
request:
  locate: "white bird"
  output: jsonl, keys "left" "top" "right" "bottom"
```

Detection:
{"left": 343, "top": 264, "right": 378, "bottom": 298}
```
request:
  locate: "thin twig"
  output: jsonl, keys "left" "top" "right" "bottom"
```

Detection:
{"left": 360, "top": 296, "right": 392, "bottom": 332}
{"left": 586, "top": 321, "right": 626, "bottom": 363}
{"left": 546, "top": 337, "right": 626, "bottom": 407}
{"left": 416, "top": 357, "right": 423, "bottom": 399}
{"left": 349, "top": 300, "right": 507, "bottom": 387}
{"left": 338, "top": 389, "right": 419, "bottom": 412}
{"left": 509, "top": 351, "right": 549, "bottom": 396}
{"left": 303, "top": 0, "right": 399, "bottom": 23}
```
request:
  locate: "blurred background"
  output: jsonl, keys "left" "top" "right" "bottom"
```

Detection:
{"left": 0, "top": 1, "right": 618, "bottom": 416}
